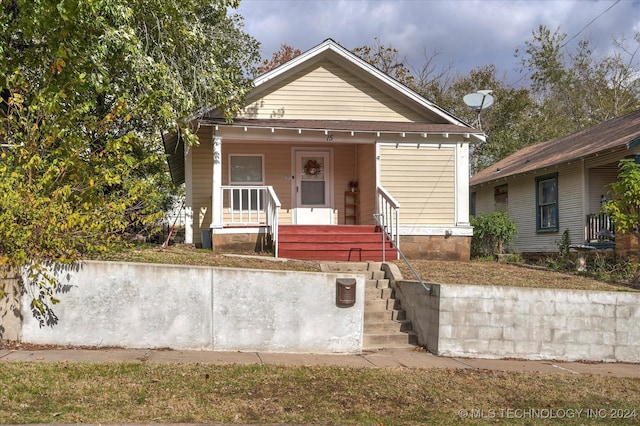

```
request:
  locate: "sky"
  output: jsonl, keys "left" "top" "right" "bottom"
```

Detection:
{"left": 236, "top": 0, "right": 640, "bottom": 82}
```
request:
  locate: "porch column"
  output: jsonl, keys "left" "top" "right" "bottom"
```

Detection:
{"left": 210, "top": 135, "right": 223, "bottom": 229}
{"left": 455, "top": 142, "right": 470, "bottom": 226}
{"left": 184, "top": 140, "right": 194, "bottom": 244}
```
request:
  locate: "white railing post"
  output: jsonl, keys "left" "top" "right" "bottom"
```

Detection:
{"left": 220, "top": 185, "right": 281, "bottom": 255}
{"left": 376, "top": 186, "right": 401, "bottom": 252}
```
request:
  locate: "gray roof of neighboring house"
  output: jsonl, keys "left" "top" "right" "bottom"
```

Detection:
{"left": 470, "top": 109, "right": 640, "bottom": 187}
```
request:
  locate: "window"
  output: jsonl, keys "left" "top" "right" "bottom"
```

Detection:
{"left": 229, "top": 155, "right": 263, "bottom": 184}
{"left": 229, "top": 155, "right": 264, "bottom": 209}
{"left": 470, "top": 192, "right": 476, "bottom": 217}
{"left": 494, "top": 184, "right": 508, "bottom": 212}
{"left": 536, "top": 174, "right": 558, "bottom": 232}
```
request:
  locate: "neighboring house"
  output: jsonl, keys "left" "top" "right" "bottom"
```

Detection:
{"left": 164, "top": 39, "right": 483, "bottom": 261}
{"left": 470, "top": 109, "right": 640, "bottom": 254}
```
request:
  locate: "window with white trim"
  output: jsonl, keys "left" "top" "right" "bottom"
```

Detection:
{"left": 229, "top": 154, "right": 264, "bottom": 184}
{"left": 229, "top": 154, "right": 264, "bottom": 210}
{"left": 536, "top": 173, "right": 558, "bottom": 232}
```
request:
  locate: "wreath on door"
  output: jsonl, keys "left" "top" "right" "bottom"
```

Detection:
{"left": 303, "top": 159, "right": 321, "bottom": 176}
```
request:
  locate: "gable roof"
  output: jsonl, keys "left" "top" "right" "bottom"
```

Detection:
{"left": 470, "top": 109, "right": 640, "bottom": 187}
{"left": 205, "top": 39, "right": 477, "bottom": 132}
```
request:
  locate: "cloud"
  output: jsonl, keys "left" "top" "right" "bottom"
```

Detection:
{"left": 236, "top": 0, "right": 640, "bottom": 79}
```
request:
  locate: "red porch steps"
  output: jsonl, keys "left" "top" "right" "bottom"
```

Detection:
{"left": 277, "top": 225, "right": 398, "bottom": 261}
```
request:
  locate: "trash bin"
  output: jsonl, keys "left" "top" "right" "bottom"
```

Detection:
{"left": 201, "top": 229, "right": 212, "bottom": 249}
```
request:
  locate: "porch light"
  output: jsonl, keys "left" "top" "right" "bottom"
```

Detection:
{"left": 401, "top": 132, "right": 406, "bottom": 138}
{"left": 422, "top": 133, "right": 428, "bottom": 138}
{"left": 443, "top": 133, "right": 449, "bottom": 138}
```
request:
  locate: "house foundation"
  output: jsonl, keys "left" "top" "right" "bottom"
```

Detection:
{"left": 399, "top": 235, "right": 471, "bottom": 261}
{"left": 209, "top": 228, "right": 270, "bottom": 253}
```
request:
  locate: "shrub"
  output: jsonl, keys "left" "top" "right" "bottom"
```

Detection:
{"left": 471, "top": 212, "right": 518, "bottom": 258}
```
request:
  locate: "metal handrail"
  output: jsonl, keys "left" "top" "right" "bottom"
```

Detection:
{"left": 373, "top": 213, "right": 432, "bottom": 295}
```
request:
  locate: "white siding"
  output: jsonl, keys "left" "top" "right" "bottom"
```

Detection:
{"left": 588, "top": 165, "right": 618, "bottom": 214}
{"left": 472, "top": 162, "right": 587, "bottom": 253}
{"left": 380, "top": 143, "right": 455, "bottom": 225}
{"left": 240, "top": 61, "right": 425, "bottom": 122}
{"left": 473, "top": 184, "right": 495, "bottom": 215}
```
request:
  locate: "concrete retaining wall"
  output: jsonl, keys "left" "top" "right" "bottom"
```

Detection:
{"left": 395, "top": 280, "right": 640, "bottom": 363}
{"left": 18, "top": 261, "right": 364, "bottom": 354}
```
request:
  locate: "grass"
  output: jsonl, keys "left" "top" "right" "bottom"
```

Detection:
{"left": 1, "top": 362, "right": 639, "bottom": 425}
{"left": 99, "top": 244, "right": 632, "bottom": 292}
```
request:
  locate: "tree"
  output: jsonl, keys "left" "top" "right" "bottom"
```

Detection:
{"left": 422, "top": 65, "right": 535, "bottom": 172}
{"left": 516, "top": 25, "right": 640, "bottom": 141}
{"left": 470, "top": 212, "right": 518, "bottom": 257}
{"left": 0, "top": 0, "right": 260, "bottom": 326}
{"left": 603, "top": 159, "right": 640, "bottom": 245}
{"left": 258, "top": 44, "right": 301, "bottom": 73}
{"left": 352, "top": 38, "right": 415, "bottom": 87}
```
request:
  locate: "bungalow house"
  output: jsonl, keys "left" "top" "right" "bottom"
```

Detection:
{"left": 469, "top": 109, "right": 640, "bottom": 254}
{"left": 165, "top": 39, "right": 484, "bottom": 261}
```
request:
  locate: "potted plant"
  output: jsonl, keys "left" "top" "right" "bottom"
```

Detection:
{"left": 349, "top": 180, "right": 358, "bottom": 192}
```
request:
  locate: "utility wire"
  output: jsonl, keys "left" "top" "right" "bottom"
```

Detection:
{"left": 561, "top": 0, "right": 621, "bottom": 48}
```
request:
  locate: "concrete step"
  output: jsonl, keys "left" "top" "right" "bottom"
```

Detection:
{"left": 367, "top": 262, "right": 383, "bottom": 272}
{"left": 363, "top": 331, "right": 417, "bottom": 348}
{"left": 321, "top": 260, "right": 417, "bottom": 350}
{"left": 364, "top": 298, "right": 401, "bottom": 311}
{"left": 364, "top": 319, "right": 413, "bottom": 333}
{"left": 365, "top": 287, "right": 393, "bottom": 300}
{"left": 364, "top": 309, "right": 406, "bottom": 322}
{"left": 371, "top": 270, "right": 386, "bottom": 280}
{"left": 365, "top": 278, "right": 389, "bottom": 289}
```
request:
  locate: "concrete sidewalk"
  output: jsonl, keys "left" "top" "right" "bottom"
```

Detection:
{"left": 2, "top": 347, "right": 639, "bottom": 377}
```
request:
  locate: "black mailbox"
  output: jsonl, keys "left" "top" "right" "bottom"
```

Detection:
{"left": 336, "top": 278, "right": 356, "bottom": 307}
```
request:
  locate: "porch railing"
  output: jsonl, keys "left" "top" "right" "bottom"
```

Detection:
{"left": 586, "top": 213, "right": 615, "bottom": 242}
{"left": 376, "top": 185, "right": 400, "bottom": 250}
{"left": 221, "top": 185, "right": 281, "bottom": 255}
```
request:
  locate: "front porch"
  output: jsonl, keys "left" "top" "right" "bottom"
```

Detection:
{"left": 202, "top": 185, "right": 400, "bottom": 262}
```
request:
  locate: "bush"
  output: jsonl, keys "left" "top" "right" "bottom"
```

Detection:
{"left": 471, "top": 212, "right": 518, "bottom": 258}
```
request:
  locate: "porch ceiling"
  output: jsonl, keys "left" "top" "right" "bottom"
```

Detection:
{"left": 199, "top": 117, "right": 483, "bottom": 142}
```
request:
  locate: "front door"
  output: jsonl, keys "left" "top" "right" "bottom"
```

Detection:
{"left": 294, "top": 149, "right": 333, "bottom": 224}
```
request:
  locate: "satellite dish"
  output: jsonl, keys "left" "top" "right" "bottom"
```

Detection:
{"left": 463, "top": 90, "right": 494, "bottom": 112}
{"left": 463, "top": 89, "right": 494, "bottom": 130}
